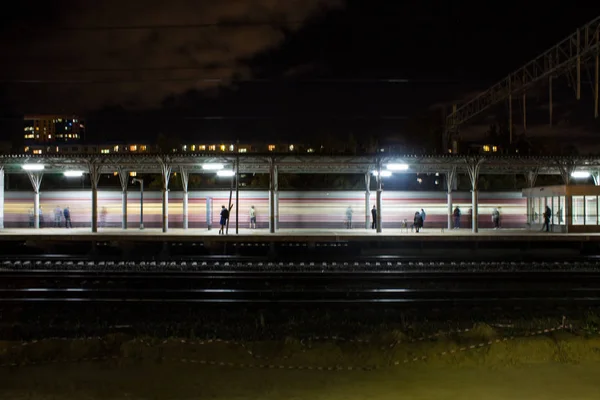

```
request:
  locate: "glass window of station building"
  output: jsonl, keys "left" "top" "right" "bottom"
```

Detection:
{"left": 523, "top": 185, "right": 600, "bottom": 233}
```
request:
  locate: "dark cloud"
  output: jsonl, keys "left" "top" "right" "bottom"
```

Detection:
{"left": 0, "top": 0, "right": 343, "bottom": 112}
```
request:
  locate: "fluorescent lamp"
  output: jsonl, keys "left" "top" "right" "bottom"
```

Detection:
{"left": 571, "top": 171, "right": 591, "bottom": 178}
{"left": 216, "top": 170, "right": 235, "bottom": 177}
{"left": 64, "top": 171, "right": 84, "bottom": 177}
{"left": 372, "top": 170, "right": 392, "bottom": 177}
{"left": 202, "top": 163, "right": 224, "bottom": 170}
{"left": 22, "top": 164, "right": 44, "bottom": 171}
{"left": 386, "top": 163, "right": 409, "bottom": 171}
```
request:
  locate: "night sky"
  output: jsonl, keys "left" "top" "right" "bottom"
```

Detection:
{"left": 1, "top": 1, "right": 599, "bottom": 146}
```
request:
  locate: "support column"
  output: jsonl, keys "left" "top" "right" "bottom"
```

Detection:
{"left": 364, "top": 172, "right": 370, "bottom": 229}
{"left": 88, "top": 161, "right": 101, "bottom": 233}
{"left": 595, "top": 29, "right": 599, "bottom": 119}
{"left": 27, "top": 172, "right": 43, "bottom": 229}
{"left": 557, "top": 160, "right": 576, "bottom": 185}
{"left": 159, "top": 159, "right": 172, "bottom": 233}
{"left": 522, "top": 89, "right": 527, "bottom": 131}
{"left": 117, "top": 168, "right": 128, "bottom": 230}
{"left": 376, "top": 158, "right": 382, "bottom": 233}
{"left": 466, "top": 158, "right": 483, "bottom": 233}
{"left": 577, "top": 28, "right": 581, "bottom": 100}
{"left": 235, "top": 156, "right": 240, "bottom": 234}
{"left": 0, "top": 167, "right": 4, "bottom": 229}
{"left": 508, "top": 77, "right": 513, "bottom": 145}
{"left": 446, "top": 166, "right": 457, "bottom": 230}
{"left": 549, "top": 76, "right": 553, "bottom": 126}
{"left": 525, "top": 168, "right": 539, "bottom": 224}
{"left": 269, "top": 158, "right": 278, "bottom": 233}
{"left": 180, "top": 167, "right": 189, "bottom": 230}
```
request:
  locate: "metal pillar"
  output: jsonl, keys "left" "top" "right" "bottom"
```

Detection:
{"left": 160, "top": 160, "right": 172, "bottom": 233}
{"left": 0, "top": 167, "right": 4, "bottom": 229}
{"left": 525, "top": 168, "right": 539, "bottom": 224}
{"left": 364, "top": 172, "right": 371, "bottom": 229}
{"left": 577, "top": 28, "right": 581, "bottom": 100}
{"left": 235, "top": 157, "right": 239, "bottom": 234}
{"left": 88, "top": 161, "right": 101, "bottom": 233}
{"left": 595, "top": 30, "right": 599, "bottom": 118}
{"left": 269, "top": 158, "right": 278, "bottom": 233}
{"left": 180, "top": 167, "right": 189, "bottom": 230}
{"left": 508, "top": 78, "right": 513, "bottom": 145}
{"left": 522, "top": 89, "right": 527, "bottom": 131}
{"left": 376, "top": 158, "right": 382, "bottom": 233}
{"left": 549, "top": 76, "right": 553, "bottom": 126}
{"left": 557, "top": 160, "right": 576, "bottom": 185}
{"left": 117, "top": 168, "right": 128, "bottom": 229}
{"left": 26, "top": 172, "right": 43, "bottom": 229}
{"left": 466, "top": 158, "right": 483, "bottom": 233}
{"left": 446, "top": 166, "right": 456, "bottom": 230}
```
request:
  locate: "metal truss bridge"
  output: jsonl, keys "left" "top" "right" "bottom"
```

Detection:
{"left": 446, "top": 14, "right": 600, "bottom": 143}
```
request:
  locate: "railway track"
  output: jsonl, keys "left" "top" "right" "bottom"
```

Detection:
{"left": 1, "top": 270, "right": 600, "bottom": 305}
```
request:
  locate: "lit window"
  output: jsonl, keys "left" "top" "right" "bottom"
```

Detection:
{"left": 289, "top": 144, "right": 294, "bottom": 151}
{"left": 33, "top": 149, "right": 42, "bottom": 154}
{"left": 307, "top": 148, "right": 314, "bottom": 153}
{"left": 101, "top": 149, "right": 110, "bottom": 154}
{"left": 113, "top": 172, "right": 118, "bottom": 176}
{"left": 140, "top": 145, "right": 147, "bottom": 151}
{"left": 24, "top": 146, "right": 30, "bottom": 152}
{"left": 114, "top": 146, "right": 119, "bottom": 152}
{"left": 238, "top": 148, "right": 247, "bottom": 153}
{"left": 55, "top": 146, "right": 59, "bottom": 152}
{"left": 48, "top": 135, "right": 51, "bottom": 139}
{"left": 199, "top": 145, "right": 206, "bottom": 151}
{"left": 268, "top": 145, "right": 275, "bottom": 151}
{"left": 36, "top": 127, "right": 39, "bottom": 131}
{"left": 182, "top": 145, "right": 187, "bottom": 151}
{"left": 190, "top": 145, "right": 196, "bottom": 151}
{"left": 129, "top": 171, "right": 137, "bottom": 177}
{"left": 492, "top": 146, "right": 498, "bottom": 152}
{"left": 229, "top": 144, "right": 234, "bottom": 151}
{"left": 220, "top": 144, "right": 226, "bottom": 151}
{"left": 130, "top": 145, "right": 137, "bottom": 151}
{"left": 209, "top": 145, "right": 216, "bottom": 151}
{"left": 483, "top": 145, "right": 490, "bottom": 152}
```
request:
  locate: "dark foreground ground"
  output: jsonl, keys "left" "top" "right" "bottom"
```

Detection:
{"left": 1, "top": 327, "right": 600, "bottom": 399}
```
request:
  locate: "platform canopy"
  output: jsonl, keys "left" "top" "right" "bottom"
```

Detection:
{"left": 1, "top": 153, "right": 600, "bottom": 176}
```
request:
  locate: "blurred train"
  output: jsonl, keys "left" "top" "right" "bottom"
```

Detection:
{"left": 3, "top": 190, "right": 527, "bottom": 229}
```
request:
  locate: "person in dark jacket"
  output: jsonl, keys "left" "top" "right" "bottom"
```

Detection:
{"left": 413, "top": 211, "right": 423, "bottom": 233}
{"left": 371, "top": 206, "right": 377, "bottom": 229}
{"left": 63, "top": 206, "right": 72, "bottom": 228}
{"left": 219, "top": 205, "right": 229, "bottom": 235}
{"left": 453, "top": 207, "right": 461, "bottom": 229}
{"left": 542, "top": 205, "right": 552, "bottom": 232}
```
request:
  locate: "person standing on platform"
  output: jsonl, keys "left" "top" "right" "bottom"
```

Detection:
{"left": 492, "top": 208, "right": 500, "bottom": 229}
{"left": 420, "top": 208, "right": 426, "bottom": 230}
{"left": 219, "top": 205, "right": 229, "bottom": 235}
{"left": 453, "top": 206, "right": 461, "bottom": 229}
{"left": 39, "top": 207, "right": 44, "bottom": 228}
{"left": 542, "top": 205, "right": 552, "bottom": 232}
{"left": 249, "top": 205, "right": 256, "bottom": 229}
{"left": 28, "top": 208, "right": 34, "bottom": 228}
{"left": 63, "top": 206, "right": 72, "bottom": 228}
{"left": 100, "top": 207, "right": 107, "bottom": 228}
{"left": 413, "top": 211, "right": 423, "bottom": 233}
{"left": 371, "top": 206, "right": 377, "bottom": 229}
{"left": 54, "top": 206, "right": 62, "bottom": 228}
{"left": 346, "top": 206, "right": 353, "bottom": 229}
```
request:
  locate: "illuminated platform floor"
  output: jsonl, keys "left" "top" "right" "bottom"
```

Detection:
{"left": 0, "top": 227, "right": 597, "bottom": 242}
